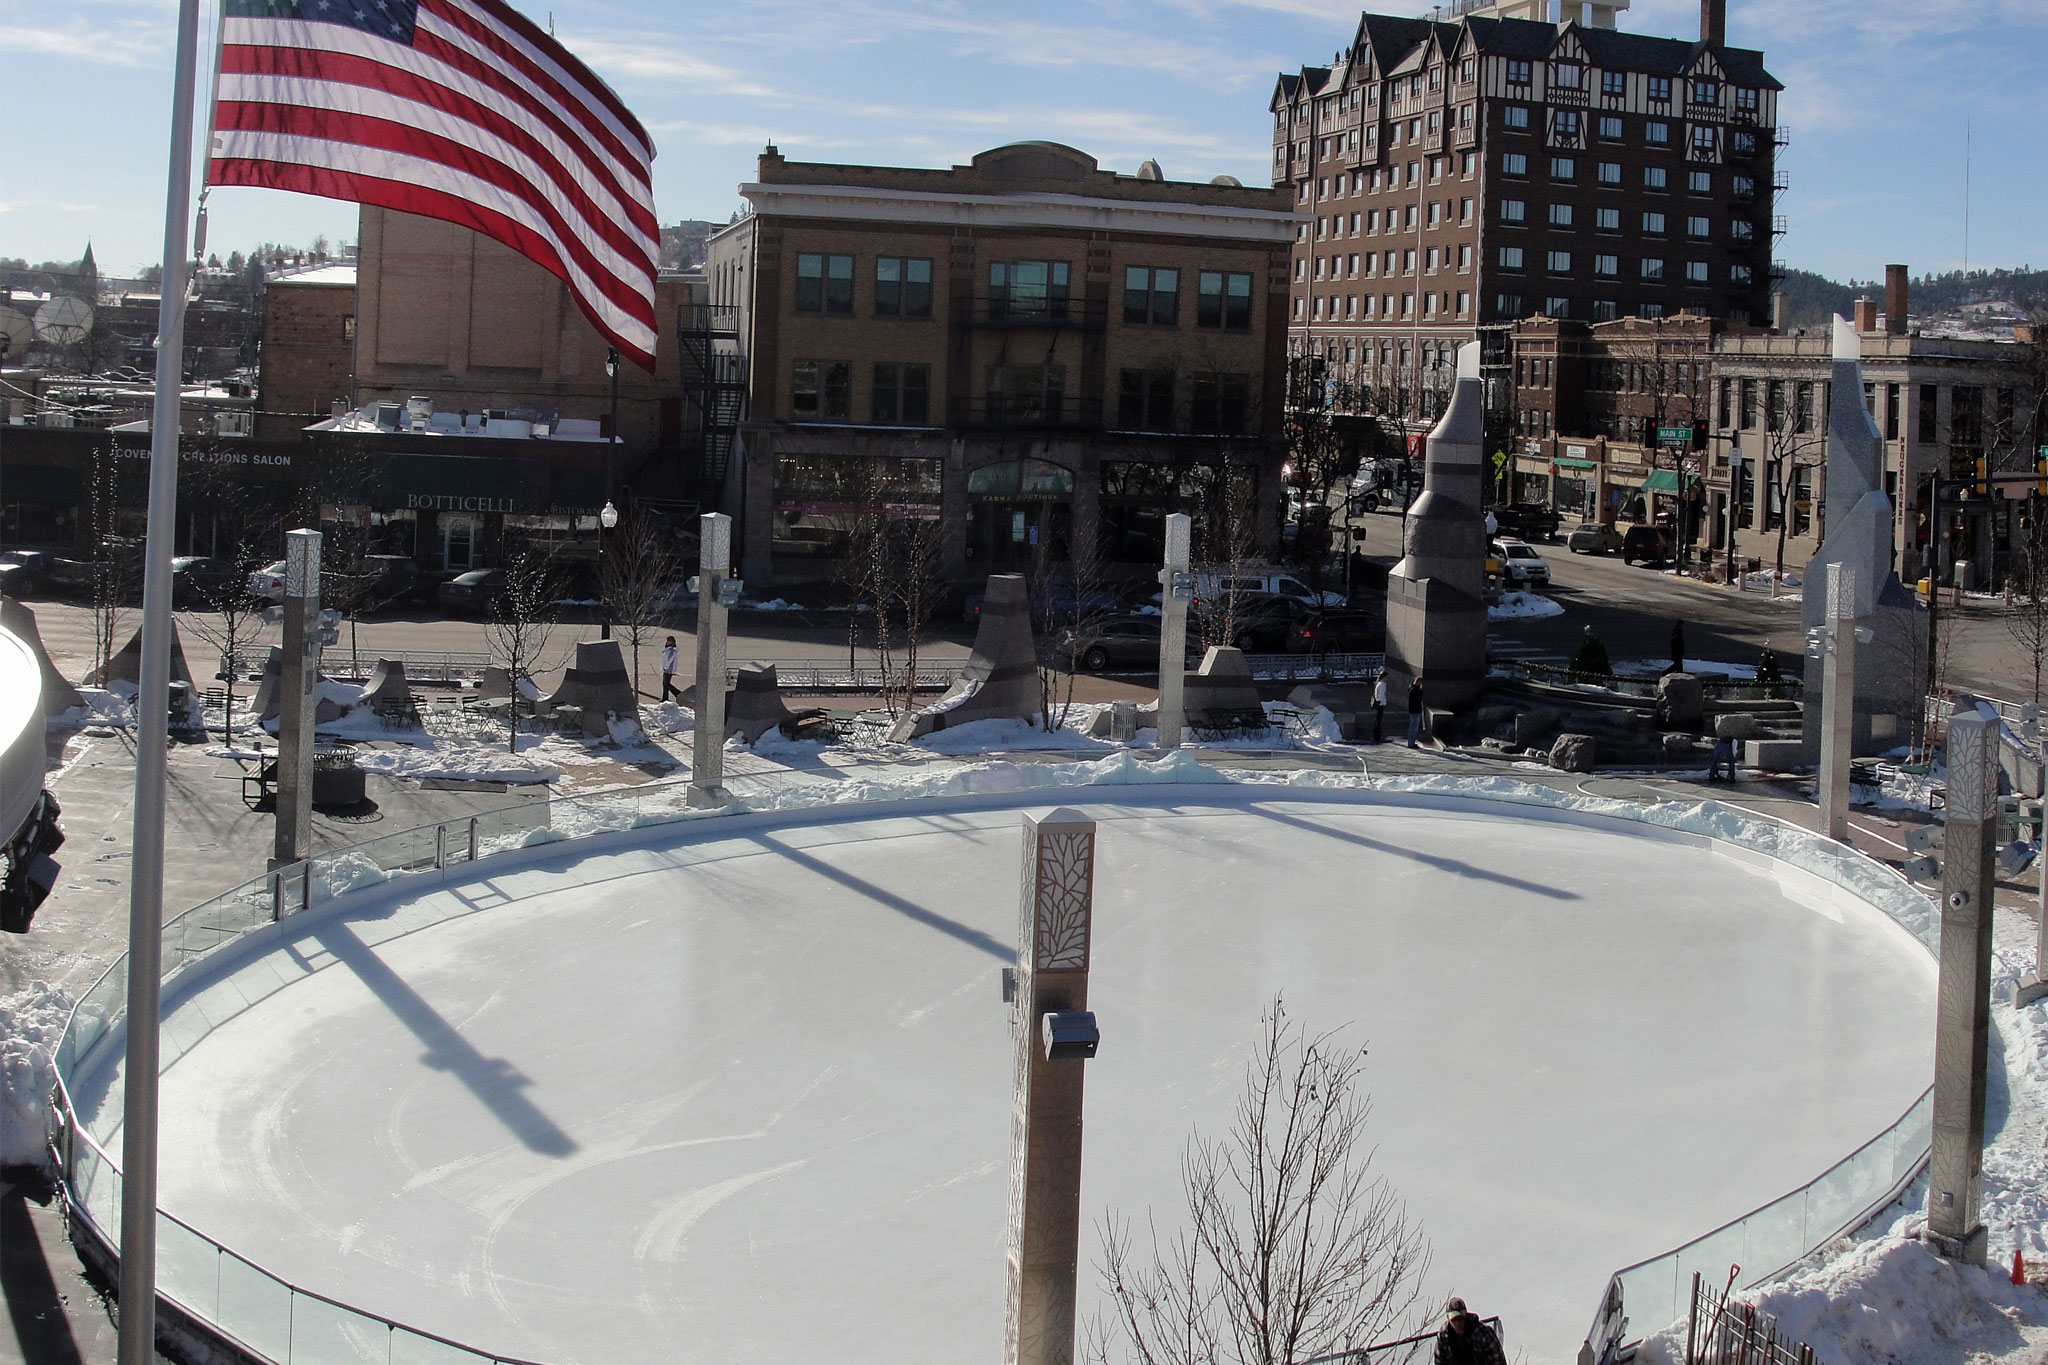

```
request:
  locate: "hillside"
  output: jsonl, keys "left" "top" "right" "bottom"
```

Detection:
{"left": 1779, "top": 264, "right": 2046, "bottom": 330}
{"left": 660, "top": 220, "right": 721, "bottom": 273}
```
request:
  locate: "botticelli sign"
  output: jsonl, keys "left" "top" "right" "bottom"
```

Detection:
{"left": 404, "top": 494, "right": 516, "bottom": 513}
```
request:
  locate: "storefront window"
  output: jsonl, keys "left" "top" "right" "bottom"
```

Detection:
{"left": 771, "top": 455, "right": 941, "bottom": 563}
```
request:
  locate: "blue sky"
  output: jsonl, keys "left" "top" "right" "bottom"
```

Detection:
{"left": 3, "top": 0, "right": 2042, "bottom": 283}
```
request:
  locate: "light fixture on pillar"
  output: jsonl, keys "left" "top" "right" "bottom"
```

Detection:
{"left": 598, "top": 500, "right": 618, "bottom": 639}
{"left": 603, "top": 347, "right": 620, "bottom": 640}
{"left": 600, "top": 501, "right": 618, "bottom": 530}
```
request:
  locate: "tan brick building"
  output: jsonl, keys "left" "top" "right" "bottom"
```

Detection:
{"left": 705, "top": 142, "right": 1299, "bottom": 586}
{"left": 255, "top": 265, "right": 357, "bottom": 440}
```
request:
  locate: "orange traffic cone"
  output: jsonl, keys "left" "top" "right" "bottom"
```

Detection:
{"left": 2013, "top": 1249, "right": 2026, "bottom": 1286}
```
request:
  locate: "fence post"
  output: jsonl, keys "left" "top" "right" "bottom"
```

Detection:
{"left": 435, "top": 823, "right": 446, "bottom": 870}
{"left": 1685, "top": 1271, "right": 1700, "bottom": 1365}
{"left": 270, "top": 869, "right": 282, "bottom": 923}
{"left": 468, "top": 817, "right": 479, "bottom": 863}
{"left": 300, "top": 860, "right": 311, "bottom": 913}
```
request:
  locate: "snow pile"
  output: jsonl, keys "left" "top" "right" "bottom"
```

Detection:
{"left": 1614, "top": 658, "right": 1760, "bottom": 680}
{"left": 741, "top": 598, "right": 805, "bottom": 612}
{"left": 1634, "top": 1238, "right": 2048, "bottom": 1365}
{"left": 1488, "top": 591, "right": 1564, "bottom": 621}
{"left": 0, "top": 981, "right": 73, "bottom": 1169}
{"left": 1743, "top": 569, "right": 1802, "bottom": 590}
{"left": 348, "top": 745, "right": 561, "bottom": 785}
{"left": 53, "top": 687, "right": 134, "bottom": 732}
{"left": 644, "top": 701, "right": 691, "bottom": 736}
{"left": 606, "top": 713, "right": 649, "bottom": 747}
{"left": 913, "top": 717, "right": 1114, "bottom": 756}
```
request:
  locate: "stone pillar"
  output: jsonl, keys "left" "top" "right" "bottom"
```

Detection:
{"left": 1927, "top": 712, "right": 1998, "bottom": 1264}
{"left": 1818, "top": 562, "right": 1857, "bottom": 842}
{"left": 689, "top": 513, "right": 733, "bottom": 808}
{"left": 2019, "top": 804, "right": 2048, "bottom": 1006}
{"left": 1155, "top": 513, "right": 1191, "bottom": 751}
{"left": 272, "top": 528, "right": 320, "bottom": 868}
{"left": 1006, "top": 809, "right": 1098, "bottom": 1365}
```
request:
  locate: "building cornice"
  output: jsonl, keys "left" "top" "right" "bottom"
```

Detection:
{"left": 738, "top": 182, "right": 1304, "bottom": 245}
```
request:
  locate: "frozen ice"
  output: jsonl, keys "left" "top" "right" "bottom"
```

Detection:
{"left": 70, "top": 786, "right": 1936, "bottom": 1364}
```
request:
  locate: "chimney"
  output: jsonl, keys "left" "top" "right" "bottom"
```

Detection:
{"left": 1854, "top": 297, "right": 1878, "bottom": 333}
{"left": 1700, "top": 0, "right": 1726, "bottom": 45}
{"left": 1770, "top": 291, "right": 1787, "bottom": 330}
{"left": 1884, "top": 264, "right": 1909, "bottom": 335}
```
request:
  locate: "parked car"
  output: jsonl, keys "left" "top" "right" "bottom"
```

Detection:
{"left": 1200, "top": 594, "right": 1313, "bottom": 652}
{"left": 436, "top": 568, "right": 506, "bottom": 615}
{"left": 1565, "top": 522, "right": 1624, "bottom": 555}
{"left": 962, "top": 581, "right": 1121, "bottom": 626}
{"left": 1062, "top": 615, "right": 1168, "bottom": 673}
{"left": 247, "top": 559, "right": 289, "bottom": 603}
{"left": 1490, "top": 539, "right": 1552, "bottom": 587}
{"left": 1288, "top": 607, "right": 1385, "bottom": 655}
{"left": 0, "top": 550, "right": 52, "bottom": 598}
{"left": 1194, "top": 570, "right": 1343, "bottom": 609}
{"left": 1621, "top": 525, "right": 1675, "bottom": 566}
{"left": 352, "top": 554, "right": 426, "bottom": 610}
{"left": 170, "top": 556, "right": 240, "bottom": 608}
{"left": 1491, "top": 503, "right": 1561, "bottom": 542}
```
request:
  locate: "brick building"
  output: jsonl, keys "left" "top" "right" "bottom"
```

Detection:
{"left": 705, "top": 142, "right": 1298, "bottom": 587}
{"left": 255, "top": 265, "right": 357, "bottom": 440}
{"left": 1274, "top": 0, "right": 1780, "bottom": 422}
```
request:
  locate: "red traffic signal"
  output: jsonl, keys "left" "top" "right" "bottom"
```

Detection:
{"left": 1690, "top": 420, "right": 1709, "bottom": 451}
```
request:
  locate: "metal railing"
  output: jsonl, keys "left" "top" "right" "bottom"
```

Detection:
{"left": 1303, "top": 1316, "right": 1503, "bottom": 1364}
{"left": 1238, "top": 651, "right": 1385, "bottom": 682}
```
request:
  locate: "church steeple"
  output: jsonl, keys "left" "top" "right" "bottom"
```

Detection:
{"left": 79, "top": 241, "right": 97, "bottom": 280}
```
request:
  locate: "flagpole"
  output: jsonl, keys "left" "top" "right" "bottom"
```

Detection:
{"left": 117, "top": 0, "right": 204, "bottom": 1359}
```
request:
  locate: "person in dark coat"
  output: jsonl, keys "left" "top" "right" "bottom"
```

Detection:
{"left": 1434, "top": 1297, "right": 1506, "bottom": 1365}
{"left": 1669, "top": 619, "right": 1686, "bottom": 673}
{"left": 1406, "top": 673, "right": 1425, "bottom": 748}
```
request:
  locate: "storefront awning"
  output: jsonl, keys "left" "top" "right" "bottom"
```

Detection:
{"left": 1640, "top": 469, "right": 1681, "bottom": 493}
{"left": 1552, "top": 458, "right": 1597, "bottom": 471}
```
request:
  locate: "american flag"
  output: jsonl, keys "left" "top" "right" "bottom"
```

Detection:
{"left": 208, "top": 0, "right": 659, "bottom": 369}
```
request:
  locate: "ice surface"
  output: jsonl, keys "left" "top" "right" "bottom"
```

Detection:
{"left": 72, "top": 786, "right": 1936, "bottom": 1364}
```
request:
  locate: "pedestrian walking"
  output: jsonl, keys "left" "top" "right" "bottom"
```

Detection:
{"left": 1372, "top": 672, "right": 1388, "bottom": 744}
{"left": 660, "top": 635, "right": 682, "bottom": 703}
{"left": 1433, "top": 1297, "right": 1506, "bottom": 1365}
{"left": 1406, "top": 673, "right": 1424, "bottom": 749}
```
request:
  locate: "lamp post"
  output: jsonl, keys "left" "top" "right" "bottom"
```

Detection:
{"left": 603, "top": 346, "right": 619, "bottom": 639}
{"left": 1727, "top": 437, "right": 1742, "bottom": 590}
{"left": 598, "top": 500, "right": 618, "bottom": 639}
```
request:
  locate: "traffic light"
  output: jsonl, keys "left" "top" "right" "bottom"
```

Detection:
{"left": 2036, "top": 446, "right": 2046, "bottom": 497}
{"left": 1690, "top": 419, "right": 1709, "bottom": 451}
{"left": 1975, "top": 456, "right": 1990, "bottom": 499}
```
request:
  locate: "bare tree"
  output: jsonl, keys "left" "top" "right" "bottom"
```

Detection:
{"left": 180, "top": 459, "right": 275, "bottom": 743}
{"left": 1281, "top": 356, "right": 1359, "bottom": 608}
{"left": 1086, "top": 996, "right": 1430, "bottom": 1365}
{"left": 1032, "top": 534, "right": 1113, "bottom": 734}
{"left": 84, "top": 441, "right": 132, "bottom": 679}
{"left": 2008, "top": 496, "right": 2048, "bottom": 704}
{"left": 601, "top": 505, "right": 682, "bottom": 699}
{"left": 487, "top": 549, "right": 562, "bottom": 753}
{"left": 1192, "top": 469, "right": 1260, "bottom": 653}
{"left": 1753, "top": 390, "right": 1827, "bottom": 585}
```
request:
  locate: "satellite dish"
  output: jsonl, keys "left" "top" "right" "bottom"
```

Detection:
{"left": 34, "top": 296, "right": 94, "bottom": 346}
{"left": 0, "top": 307, "right": 32, "bottom": 360}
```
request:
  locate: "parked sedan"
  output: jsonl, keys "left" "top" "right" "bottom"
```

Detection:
{"left": 1490, "top": 539, "right": 1552, "bottom": 587}
{"left": 1288, "top": 607, "right": 1385, "bottom": 655}
{"left": 1062, "top": 615, "right": 1166, "bottom": 673}
{"left": 1565, "top": 522, "right": 1624, "bottom": 555}
{"left": 170, "top": 556, "right": 240, "bottom": 608}
{"left": 1202, "top": 594, "right": 1312, "bottom": 652}
{"left": 435, "top": 568, "right": 506, "bottom": 615}
{"left": 247, "top": 559, "right": 289, "bottom": 603}
{"left": 0, "top": 549, "right": 51, "bottom": 598}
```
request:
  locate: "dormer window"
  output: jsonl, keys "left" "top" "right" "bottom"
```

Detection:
{"left": 1552, "top": 63, "right": 1582, "bottom": 90}
{"left": 1691, "top": 79, "right": 1719, "bottom": 104}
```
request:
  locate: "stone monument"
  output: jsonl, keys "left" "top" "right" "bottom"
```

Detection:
{"left": 273, "top": 529, "right": 320, "bottom": 868}
{"left": 890, "top": 574, "right": 1041, "bottom": 742}
{"left": 1801, "top": 316, "right": 1922, "bottom": 759}
{"left": 1383, "top": 341, "right": 1490, "bottom": 710}
{"left": 1155, "top": 513, "right": 1192, "bottom": 750}
{"left": 1817, "top": 563, "right": 1858, "bottom": 842}
{"left": 540, "top": 640, "right": 637, "bottom": 737}
{"left": 690, "top": 513, "right": 734, "bottom": 807}
{"left": 1005, "top": 809, "right": 1099, "bottom": 1365}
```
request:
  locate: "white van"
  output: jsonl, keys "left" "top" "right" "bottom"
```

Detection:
{"left": 1194, "top": 570, "right": 1344, "bottom": 608}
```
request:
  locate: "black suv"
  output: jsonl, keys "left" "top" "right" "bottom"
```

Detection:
{"left": 1491, "top": 504, "right": 1561, "bottom": 543}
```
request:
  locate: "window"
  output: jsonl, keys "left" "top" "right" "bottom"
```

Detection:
{"left": 1428, "top": 201, "right": 1442, "bottom": 225}
{"left": 1598, "top": 115, "right": 1623, "bottom": 140}
{"left": 987, "top": 364, "right": 1066, "bottom": 423}
{"left": 1401, "top": 292, "right": 1414, "bottom": 316}
{"left": 1423, "top": 292, "right": 1437, "bottom": 318}
{"left": 1496, "top": 293, "right": 1523, "bottom": 316}
{"left": 1592, "top": 299, "right": 1618, "bottom": 320}
{"left": 1919, "top": 384, "right": 1938, "bottom": 441}
{"left": 1796, "top": 381, "right": 1817, "bottom": 434}
{"left": 1688, "top": 170, "right": 1712, "bottom": 194}
{"left": 1553, "top": 62, "right": 1582, "bottom": 89}
{"left": 1547, "top": 250, "right": 1572, "bottom": 274}
{"left": 1554, "top": 110, "right": 1581, "bottom": 141}
{"left": 1732, "top": 173, "right": 1755, "bottom": 199}
{"left": 1642, "top": 211, "right": 1667, "bottom": 234}
{"left": 1123, "top": 266, "right": 1180, "bottom": 325}
{"left": 1117, "top": 369, "right": 1176, "bottom": 430}
{"left": 1597, "top": 161, "right": 1621, "bottom": 185}
{"left": 1190, "top": 373, "right": 1249, "bottom": 434}
{"left": 1685, "top": 260, "right": 1708, "bottom": 282}
{"left": 989, "top": 260, "right": 1069, "bottom": 319}
{"left": 1350, "top": 212, "right": 1360, "bottom": 232}
{"left": 1348, "top": 253, "right": 1359, "bottom": 276}
{"left": 1692, "top": 124, "right": 1718, "bottom": 155}
{"left": 1499, "top": 246, "right": 1525, "bottom": 269}
{"left": 1503, "top": 105, "right": 1529, "bottom": 130}
{"left": 1462, "top": 151, "right": 1477, "bottom": 176}
{"left": 1462, "top": 57, "right": 1475, "bottom": 82}
{"left": 1729, "top": 219, "right": 1754, "bottom": 242}
{"left": 1294, "top": 259, "right": 1305, "bottom": 281}
{"left": 1594, "top": 254, "right": 1618, "bottom": 276}
{"left": 796, "top": 253, "right": 854, "bottom": 314}
{"left": 1545, "top": 297, "right": 1570, "bottom": 318}
{"left": 1426, "top": 246, "right": 1439, "bottom": 271}
{"left": 871, "top": 362, "right": 930, "bottom": 424}
{"left": 1645, "top": 120, "right": 1670, "bottom": 145}
{"left": 1460, "top": 197, "right": 1473, "bottom": 221}
{"left": 1503, "top": 152, "right": 1528, "bottom": 176}
{"left": 1641, "top": 302, "right": 1664, "bottom": 319}
{"left": 1548, "top": 203, "right": 1574, "bottom": 227}
{"left": 1457, "top": 291, "right": 1470, "bottom": 315}
{"left": 1595, "top": 206, "right": 1621, "bottom": 231}
{"left": 1458, "top": 243, "right": 1472, "bottom": 270}
{"left": 874, "top": 257, "right": 932, "bottom": 318}
{"left": 1550, "top": 156, "right": 1576, "bottom": 180}
{"left": 1601, "top": 70, "right": 1625, "bottom": 98}
{"left": 1507, "top": 59, "right": 1531, "bottom": 86}
{"left": 1686, "top": 216, "right": 1711, "bottom": 238}
{"left": 1402, "top": 248, "right": 1416, "bottom": 273}
{"left": 1730, "top": 264, "right": 1753, "bottom": 286}
{"left": 1403, "top": 204, "right": 1417, "bottom": 228}
{"left": 1735, "top": 87, "right": 1759, "bottom": 112}
{"left": 1197, "top": 271, "right": 1253, "bottom": 330}
{"left": 1647, "top": 76, "right": 1671, "bottom": 102}
{"left": 1731, "top": 129, "right": 1758, "bottom": 157}
{"left": 1641, "top": 257, "right": 1665, "bottom": 279}
{"left": 1692, "top": 79, "right": 1719, "bottom": 104}
{"left": 791, "top": 359, "right": 852, "bottom": 419}
{"left": 1501, "top": 199, "right": 1527, "bottom": 223}
{"left": 1643, "top": 166, "right": 1668, "bottom": 190}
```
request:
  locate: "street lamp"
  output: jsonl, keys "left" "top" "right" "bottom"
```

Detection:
{"left": 598, "top": 499, "right": 618, "bottom": 639}
{"left": 1726, "top": 437, "right": 1743, "bottom": 589}
{"left": 603, "top": 346, "right": 619, "bottom": 640}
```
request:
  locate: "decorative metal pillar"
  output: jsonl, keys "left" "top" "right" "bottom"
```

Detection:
{"left": 1156, "top": 513, "right": 1191, "bottom": 750}
{"left": 688, "top": 512, "right": 733, "bottom": 808}
{"left": 1818, "top": 561, "right": 1857, "bottom": 843}
{"left": 1005, "top": 809, "right": 1099, "bottom": 1365}
{"left": 273, "top": 528, "right": 321, "bottom": 867}
{"left": 1927, "top": 711, "right": 1998, "bottom": 1264}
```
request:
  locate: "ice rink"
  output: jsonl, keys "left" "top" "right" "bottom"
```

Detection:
{"left": 72, "top": 787, "right": 1936, "bottom": 1363}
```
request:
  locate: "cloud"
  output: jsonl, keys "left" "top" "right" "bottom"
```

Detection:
{"left": 0, "top": 18, "right": 163, "bottom": 66}
{"left": 562, "top": 34, "right": 779, "bottom": 98}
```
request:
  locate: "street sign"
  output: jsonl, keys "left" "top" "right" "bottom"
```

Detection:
{"left": 1655, "top": 425, "right": 1691, "bottom": 444}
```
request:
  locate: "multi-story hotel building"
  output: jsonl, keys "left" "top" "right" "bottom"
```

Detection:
{"left": 705, "top": 143, "right": 1297, "bottom": 587}
{"left": 1274, "top": 0, "right": 1781, "bottom": 420}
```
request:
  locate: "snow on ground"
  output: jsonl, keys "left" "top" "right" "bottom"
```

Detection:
{"left": 1488, "top": 591, "right": 1564, "bottom": 621}
{"left": 0, "top": 979, "right": 72, "bottom": 1167}
{"left": 1744, "top": 569, "right": 1802, "bottom": 590}
{"left": 740, "top": 598, "right": 806, "bottom": 611}
{"left": 912, "top": 716, "right": 1118, "bottom": 756}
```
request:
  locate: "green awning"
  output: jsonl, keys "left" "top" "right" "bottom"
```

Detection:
{"left": 1640, "top": 469, "right": 1681, "bottom": 493}
{"left": 1552, "top": 458, "right": 1597, "bottom": 471}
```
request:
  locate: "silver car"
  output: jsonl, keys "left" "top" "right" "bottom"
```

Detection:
{"left": 1566, "top": 522, "right": 1623, "bottom": 555}
{"left": 1491, "top": 539, "right": 1552, "bottom": 586}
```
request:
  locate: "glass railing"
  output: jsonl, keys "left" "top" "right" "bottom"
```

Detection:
{"left": 48, "top": 765, "right": 1940, "bottom": 1365}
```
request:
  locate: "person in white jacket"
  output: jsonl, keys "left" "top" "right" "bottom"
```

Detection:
{"left": 1371, "top": 672, "right": 1388, "bottom": 744}
{"left": 660, "top": 636, "right": 681, "bottom": 702}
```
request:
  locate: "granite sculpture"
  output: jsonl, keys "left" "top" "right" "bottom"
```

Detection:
{"left": 889, "top": 574, "right": 1041, "bottom": 742}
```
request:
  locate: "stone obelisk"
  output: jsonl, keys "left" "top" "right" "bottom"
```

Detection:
{"left": 272, "top": 528, "right": 320, "bottom": 868}
{"left": 1383, "top": 341, "right": 1489, "bottom": 711}
{"left": 689, "top": 513, "right": 733, "bottom": 808}
{"left": 1801, "top": 317, "right": 1921, "bottom": 759}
